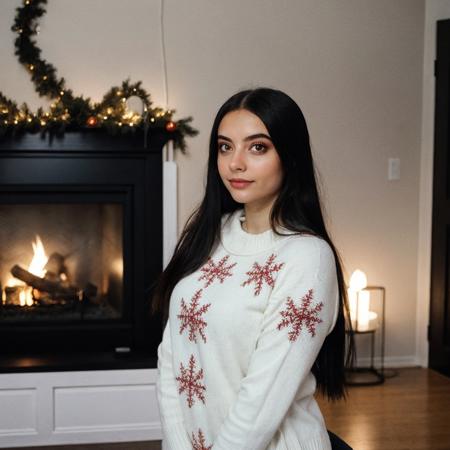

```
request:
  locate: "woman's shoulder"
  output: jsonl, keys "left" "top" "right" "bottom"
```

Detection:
{"left": 278, "top": 233, "right": 335, "bottom": 266}
{"left": 271, "top": 234, "right": 338, "bottom": 300}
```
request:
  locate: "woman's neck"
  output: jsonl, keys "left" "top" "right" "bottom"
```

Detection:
{"left": 242, "top": 203, "right": 274, "bottom": 234}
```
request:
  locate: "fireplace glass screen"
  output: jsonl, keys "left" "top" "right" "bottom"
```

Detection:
{"left": 0, "top": 203, "right": 123, "bottom": 323}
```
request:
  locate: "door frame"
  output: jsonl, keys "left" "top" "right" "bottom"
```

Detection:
{"left": 416, "top": 6, "right": 450, "bottom": 368}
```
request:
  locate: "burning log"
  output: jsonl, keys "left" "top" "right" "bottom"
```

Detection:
{"left": 10, "top": 264, "right": 78, "bottom": 297}
{"left": 45, "top": 252, "right": 68, "bottom": 277}
{"left": 4, "top": 236, "right": 100, "bottom": 312}
{"left": 4, "top": 286, "right": 21, "bottom": 305}
{"left": 32, "top": 290, "right": 80, "bottom": 306}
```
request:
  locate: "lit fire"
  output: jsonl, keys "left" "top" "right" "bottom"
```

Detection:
{"left": 28, "top": 235, "right": 48, "bottom": 278}
{"left": 3, "top": 235, "right": 49, "bottom": 307}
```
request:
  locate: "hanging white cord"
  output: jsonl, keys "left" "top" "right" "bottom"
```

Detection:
{"left": 160, "top": 0, "right": 178, "bottom": 268}
{"left": 160, "top": 0, "right": 173, "bottom": 162}
{"left": 160, "top": 0, "right": 169, "bottom": 109}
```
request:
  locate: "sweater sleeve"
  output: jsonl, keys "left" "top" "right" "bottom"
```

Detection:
{"left": 156, "top": 319, "right": 193, "bottom": 450}
{"left": 212, "top": 238, "right": 339, "bottom": 450}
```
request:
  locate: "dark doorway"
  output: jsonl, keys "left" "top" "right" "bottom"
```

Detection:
{"left": 430, "top": 19, "right": 450, "bottom": 377}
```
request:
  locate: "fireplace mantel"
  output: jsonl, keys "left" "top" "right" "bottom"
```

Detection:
{"left": 0, "top": 128, "right": 169, "bottom": 152}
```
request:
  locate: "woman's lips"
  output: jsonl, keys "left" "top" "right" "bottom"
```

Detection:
{"left": 229, "top": 180, "right": 253, "bottom": 189}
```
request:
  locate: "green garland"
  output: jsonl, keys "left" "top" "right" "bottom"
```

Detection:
{"left": 0, "top": 0, "right": 198, "bottom": 152}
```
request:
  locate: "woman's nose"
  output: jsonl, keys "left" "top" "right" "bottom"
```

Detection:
{"left": 229, "top": 149, "right": 246, "bottom": 171}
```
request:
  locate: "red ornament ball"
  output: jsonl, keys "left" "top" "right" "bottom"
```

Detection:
{"left": 165, "top": 120, "right": 176, "bottom": 132}
{"left": 86, "top": 116, "right": 98, "bottom": 127}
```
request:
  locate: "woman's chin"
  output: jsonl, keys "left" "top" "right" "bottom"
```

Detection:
{"left": 228, "top": 192, "right": 252, "bottom": 204}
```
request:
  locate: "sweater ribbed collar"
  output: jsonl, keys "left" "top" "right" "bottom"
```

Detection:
{"left": 220, "top": 208, "right": 295, "bottom": 255}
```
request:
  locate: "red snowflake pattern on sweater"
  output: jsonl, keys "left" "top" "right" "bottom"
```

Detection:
{"left": 176, "top": 354, "right": 206, "bottom": 408}
{"left": 191, "top": 428, "right": 212, "bottom": 450}
{"left": 178, "top": 289, "right": 211, "bottom": 343}
{"left": 277, "top": 288, "right": 324, "bottom": 341}
{"left": 241, "top": 253, "right": 285, "bottom": 296}
{"left": 198, "top": 255, "right": 237, "bottom": 288}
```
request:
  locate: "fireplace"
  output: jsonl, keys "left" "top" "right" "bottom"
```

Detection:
{"left": 0, "top": 131, "right": 165, "bottom": 371}
{"left": 2, "top": 204, "right": 123, "bottom": 320}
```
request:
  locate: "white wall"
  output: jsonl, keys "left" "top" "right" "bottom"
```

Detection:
{"left": 0, "top": 0, "right": 425, "bottom": 363}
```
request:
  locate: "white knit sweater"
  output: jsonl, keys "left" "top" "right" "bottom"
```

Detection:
{"left": 156, "top": 208, "right": 339, "bottom": 450}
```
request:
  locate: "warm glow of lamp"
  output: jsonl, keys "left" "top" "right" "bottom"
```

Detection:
{"left": 357, "top": 289, "right": 370, "bottom": 330}
{"left": 348, "top": 269, "right": 367, "bottom": 321}
{"left": 347, "top": 269, "right": 378, "bottom": 331}
{"left": 350, "top": 269, "right": 367, "bottom": 291}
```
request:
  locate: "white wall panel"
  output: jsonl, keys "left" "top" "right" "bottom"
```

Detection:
{"left": 0, "top": 370, "right": 162, "bottom": 448}
{"left": 54, "top": 384, "right": 156, "bottom": 431}
{"left": 0, "top": 388, "right": 37, "bottom": 435}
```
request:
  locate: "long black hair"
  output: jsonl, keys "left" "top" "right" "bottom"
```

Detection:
{"left": 151, "top": 87, "right": 355, "bottom": 401}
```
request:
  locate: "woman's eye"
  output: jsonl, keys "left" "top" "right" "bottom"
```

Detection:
{"left": 252, "top": 143, "right": 267, "bottom": 152}
{"left": 218, "top": 143, "right": 230, "bottom": 152}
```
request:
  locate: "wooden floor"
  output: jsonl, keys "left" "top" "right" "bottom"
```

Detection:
{"left": 317, "top": 367, "right": 450, "bottom": 450}
{"left": 15, "top": 368, "right": 450, "bottom": 450}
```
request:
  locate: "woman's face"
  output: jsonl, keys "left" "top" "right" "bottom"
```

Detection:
{"left": 217, "top": 109, "right": 284, "bottom": 210}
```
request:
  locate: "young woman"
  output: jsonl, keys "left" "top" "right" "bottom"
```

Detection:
{"left": 152, "top": 87, "right": 354, "bottom": 450}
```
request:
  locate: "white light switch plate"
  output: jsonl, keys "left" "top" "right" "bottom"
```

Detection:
{"left": 388, "top": 158, "right": 400, "bottom": 180}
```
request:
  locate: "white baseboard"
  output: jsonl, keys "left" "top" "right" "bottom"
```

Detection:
{"left": 355, "top": 355, "right": 420, "bottom": 368}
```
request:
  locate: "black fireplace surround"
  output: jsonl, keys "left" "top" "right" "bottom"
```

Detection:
{"left": 0, "top": 130, "right": 166, "bottom": 372}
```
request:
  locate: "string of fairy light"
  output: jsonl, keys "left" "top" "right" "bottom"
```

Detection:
{"left": 0, "top": 0, "right": 197, "bottom": 152}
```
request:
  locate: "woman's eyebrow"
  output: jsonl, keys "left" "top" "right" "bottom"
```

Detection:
{"left": 217, "top": 133, "right": 272, "bottom": 142}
